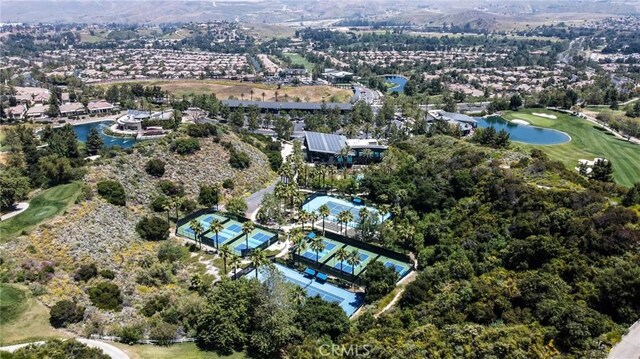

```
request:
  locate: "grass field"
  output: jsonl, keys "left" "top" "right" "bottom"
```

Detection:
{"left": 113, "top": 343, "right": 245, "bottom": 359}
{"left": 503, "top": 108, "right": 640, "bottom": 187}
{"left": 0, "top": 284, "right": 27, "bottom": 325}
{"left": 0, "top": 284, "right": 67, "bottom": 346}
{"left": 283, "top": 53, "right": 314, "bottom": 72}
{"left": 0, "top": 182, "right": 82, "bottom": 241}
{"left": 98, "top": 79, "right": 352, "bottom": 103}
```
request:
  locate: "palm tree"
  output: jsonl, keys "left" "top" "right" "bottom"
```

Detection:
{"left": 284, "top": 93, "right": 289, "bottom": 102}
{"left": 337, "top": 210, "right": 349, "bottom": 235}
{"left": 343, "top": 211, "right": 354, "bottom": 236}
{"left": 309, "top": 236, "right": 325, "bottom": 264}
{"left": 361, "top": 148, "right": 374, "bottom": 165}
{"left": 189, "top": 219, "right": 204, "bottom": 249}
{"left": 358, "top": 207, "right": 369, "bottom": 237}
{"left": 220, "top": 244, "right": 231, "bottom": 274}
{"left": 335, "top": 247, "right": 349, "bottom": 273}
{"left": 347, "top": 250, "right": 362, "bottom": 277}
{"left": 172, "top": 197, "right": 183, "bottom": 222}
{"left": 290, "top": 230, "right": 306, "bottom": 264}
{"left": 249, "top": 249, "right": 268, "bottom": 279}
{"left": 242, "top": 221, "right": 255, "bottom": 252}
{"left": 299, "top": 209, "right": 309, "bottom": 231}
{"left": 309, "top": 211, "right": 319, "bottom": 231}
{"left": 240, "top": 93, "right": 245, "bottom": 100}
{"left": 319, "top": 204, "right": 330, "bottom": 235}
{"left": 261, "top": 92, "right": 266, "bottom": 102}
{"left": 336, "top": 145, "right": 351, "bottom": 171}
{"left": 230, "top": 254, "right": 241, "bottom": 278}
{"left": 292, "top": 286, "right": 306, "bottom": 306}
{"left": 162, "top": 201, "right": 172, "bottom": 223}
{"left": 275, "top": 90, "right": 279, "bottom": 102}
{"left": 210, "top": 219, "right": 224, "bottom": 250}
{"left": 250, "top": 89, "right": 254, "bottom": 101}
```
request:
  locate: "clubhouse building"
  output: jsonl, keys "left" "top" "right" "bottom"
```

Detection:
{"left": 303, "top": 131, "right": 387, "bottom": 166}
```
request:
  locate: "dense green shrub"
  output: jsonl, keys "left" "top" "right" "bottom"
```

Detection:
{"left": 151, "top": 195, "right": 169, "bottom": 212}
{"left": 222, "top": 179, "right": 234, "bottom": 190}
{"left": 157, "top": 243, "right": 189, "bottom": 262}
{"left": 142, "top": 295, "right": 170, "bottom": 317}
{"left": 229, "top": 150, "right": 251, "bottom": 169}
{"left": 187, "top": 123, "right": 218, "bottom": 138}
{"left": 136, "top": 216, "right": 170, "bottom": 241}
{"left": 145, "top": 158, "right": 166, "bottom": 177}
{"left": 198, "top": 184, "right": 220, "bottom": 208}
{"left": 88, "top": 281, "right": 122, "bottom": 311}
{"left": 149, "top": 321, "right": 178, "bottom": 345}
{"left": 170, "top": 138, "right": 200, "bottom": 155}
{"left": 157, "top": 180, "right": 185, "bottom": 197}
{"left": 361, "top": 261, "right": 398, "bottom": 303}
{"left": 10, "top": 339, "right": 110, "bottom": 359}
{"left": 96, "top": 180, "right": 126, "bottom": 206}
{"left": 295, "top": 296, "right": 350, "bottom": 341}
{"left": 99, "top": 269, "right": 115, "bottom": 280}
{"left": 49, "top": 300, "right": 85, "bottom": 328}
{"left": 117, "top": 324, "right": 144, "bottom": 345}
{"left": 73, "top": 263, "right": 97, "bottom": 282}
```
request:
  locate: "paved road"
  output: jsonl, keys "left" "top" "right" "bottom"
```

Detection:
{"left": 0, "top": 202, "right": 29, "bottom": 221}
{"left": 0, "top": 339, "right": 129, "bottom": 359}
{"left": 245, "top": 180, "right": 277, "bottom": 220}
{"left": 609, "top": 320, "right": 640, "bottom": 359}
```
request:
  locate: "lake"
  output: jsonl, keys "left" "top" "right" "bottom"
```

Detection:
{"left": 476, "top": 116, "right": 571, "bottom": 145}
{"left": 73, "top": 121, "right": 136, "bottom": 148}
{"left": 384, "top": 75, "right": 408, "bottom": 93}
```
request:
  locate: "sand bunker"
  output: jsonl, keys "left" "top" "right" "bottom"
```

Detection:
{"left": 533, "top": 113, "right": 557, "bottom": 119}
{"left": 511, "top": 119, "right": 530, "bottom": 125}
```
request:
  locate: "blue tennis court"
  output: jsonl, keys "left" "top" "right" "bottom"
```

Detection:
{"left": 301, "top": 238, "right": 342, "bottom": 262}
{"left": 247, "top": 263, "right": 363, "bottom": 317}
{"left": 325, "top": 247, "right": 378, "bottom": 276}
{"left": 203, "top": 220, "right": 243, "bottom": 246}
{"left": 178, "top": 213, "right": 229, "bottom": 238}
{"left": 230, "top": 228, "right": 275, "bottom": 253}
{"left": 303, "top": 195, "right": 390, "bottom": 228}
{"left": 378, "top": 257, "right": 412, "bottom": 278}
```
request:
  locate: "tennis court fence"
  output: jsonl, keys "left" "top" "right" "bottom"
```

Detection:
{"left": 176, "top": 208, "right": 279, "bottom": 257}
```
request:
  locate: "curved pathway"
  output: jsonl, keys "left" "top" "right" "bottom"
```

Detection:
{"left": 0, "top": 339, "right": 129, "bottom": 359}
{"left": 0, "top": 202, "right": 29, "bottom": 221}
{"left": 608, "top": 320, "right": 640, "bottom": 359}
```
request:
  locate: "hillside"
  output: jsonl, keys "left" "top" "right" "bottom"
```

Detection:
{"left": 0, "top": 131, "right": 274, "bottom": 339}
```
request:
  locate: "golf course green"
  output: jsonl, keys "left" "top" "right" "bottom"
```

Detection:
{"left": 503, "top": 108, "right": 640, "bottom": 187}
{"left": 0, "top": 182, "right": 82, "bottom": 241}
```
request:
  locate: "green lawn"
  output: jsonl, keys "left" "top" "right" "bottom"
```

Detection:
{"left": 283, "top": 53, "right": 314, "bottom": 72}
{"left": 503, "top": 108, "right": 640, "bottom": 187}
{"left": 0, "top": 182, "right": 82, "bottom": 241}
{"left": 113, "top": 342, "right": 245, "bottom": 359}
{"left": 0, "top": 284, "right": 67, "bottom": 345}
{"left": 0, "top": 284, "right": 28, "bottom": 325}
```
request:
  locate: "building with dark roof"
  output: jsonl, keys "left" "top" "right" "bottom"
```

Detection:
{"left": 221, "top": 100, "right": 352, "bottom": 114}
{"left": 303, "top": 131, "right": 387, "bottom": 166}
{"left": 428, "top": 110, "right": 478, "bottom": 136}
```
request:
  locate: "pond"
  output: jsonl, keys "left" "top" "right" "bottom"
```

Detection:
{"left": 72, "top": 121, "right": 136, "bottom": 148}
{"left": 384, "top": 75, "right": 408, "bottom": 93}
{"left": 476, "top": 116, "right": 571, "bottom": 145}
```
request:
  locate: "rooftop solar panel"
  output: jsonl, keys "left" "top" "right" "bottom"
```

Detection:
{"left": 304, "top": 131, "right": 347, "bottom": 154}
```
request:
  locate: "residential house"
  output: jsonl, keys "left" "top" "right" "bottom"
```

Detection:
{"left": 87, "top": 100, "right": 115, "bottom": 114}
{"left": 4, "top": 104, "right": 27, "bottom": 120}
{"left": 59, "top": 102, "right": 86, "bottom": 117}
{"left": 26, "top": 104, "right": 50, "bottom": 120}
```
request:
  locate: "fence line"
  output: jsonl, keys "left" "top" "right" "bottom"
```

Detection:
{"left": 89, "top": 334, "right": 195, "bottom": 345}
